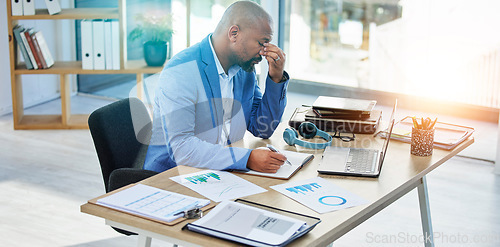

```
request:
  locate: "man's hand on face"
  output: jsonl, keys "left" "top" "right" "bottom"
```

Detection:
{"left": 260, "top": 43, "right": 286, "bottom": 83}
{"left": 247, "top": 149, "right": 286, "bottom": 173}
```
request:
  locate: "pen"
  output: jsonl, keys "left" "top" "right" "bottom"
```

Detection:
{"left": 413, "top": 116, "right": 438, "bottom": 130}
{"left": 412, "top": 117, "right": 419, "bottom": 129}
{"left": 266, "top": 144, "right": 292, "bottom": 166}
{"left": 428, "top": 118, "right": 438, "bottom": 129}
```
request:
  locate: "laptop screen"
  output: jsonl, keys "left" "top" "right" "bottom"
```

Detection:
{"left": 380, "top": 99, "right": 397, "bottom": 164}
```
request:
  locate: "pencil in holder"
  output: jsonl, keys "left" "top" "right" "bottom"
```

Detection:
{"left": 411, "top": 127, "right": 435, "bottom": 156}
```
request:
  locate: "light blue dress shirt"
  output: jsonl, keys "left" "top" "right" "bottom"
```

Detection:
{"left": 143, "top": 34, "right": 289, "bottom": 172}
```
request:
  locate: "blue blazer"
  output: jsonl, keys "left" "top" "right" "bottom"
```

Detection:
{"left": 144, "top": 35, "right": 288, "bottom": 172}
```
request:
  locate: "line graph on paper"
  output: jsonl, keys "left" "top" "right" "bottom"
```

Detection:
{"left": 170, "top": 170, "right": 267, "bottom": 202}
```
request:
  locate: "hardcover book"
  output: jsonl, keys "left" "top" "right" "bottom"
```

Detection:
{"left": 12, "top": 25, "right": 34, "bottom": 69}
{"left": 290, "top": 107, "right": 381, "bottom": 134}
{"left": 23, "top": 29, "right": 43, "bottom": 69}
{"left": 312, "top": 96, "right": 376, "bottom": 114}
{"left": 32, "top": 31, "right": 54, "bottom": 68}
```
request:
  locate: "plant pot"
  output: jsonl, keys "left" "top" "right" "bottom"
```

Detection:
{"left": 143, "top": 41, "right": 168, "bottom": 67}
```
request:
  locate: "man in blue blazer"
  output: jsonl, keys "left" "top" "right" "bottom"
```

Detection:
{"left": 144, "top": 1, "right": 289, "bottom": 173}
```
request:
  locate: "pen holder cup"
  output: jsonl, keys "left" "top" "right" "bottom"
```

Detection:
{"left": 411, "top": 127, "right": 435, "bottom": 156}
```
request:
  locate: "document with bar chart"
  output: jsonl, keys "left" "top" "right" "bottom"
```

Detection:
{"left": 170, "top": 170, "right": 267, "bottom": 202}
{"left": 270, "top": 177, "right": 368, "bottom": 213}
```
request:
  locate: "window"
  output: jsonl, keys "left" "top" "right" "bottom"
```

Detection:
{"left": 284, "top": 0, "right": 401, "bottom": 88}
{"left": 283, "top": 0, "right": 500, "bottom": 108}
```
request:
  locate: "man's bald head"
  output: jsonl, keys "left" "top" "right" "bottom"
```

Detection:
{"left": 211, "top": 1, "right": 274, "bottom": 74}
{"left": 214, "top": 1, "right": 273, "bottom": 36}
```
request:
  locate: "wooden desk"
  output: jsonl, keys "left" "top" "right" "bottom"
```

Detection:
{"left": 81, "top": 124, "right": 473, "bottom": 247}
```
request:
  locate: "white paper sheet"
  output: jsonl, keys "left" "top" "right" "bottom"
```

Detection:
{"left": 170, "top": 170, "right": 267, "bottom": 202}
{"left": 271, "top": 177, "right": 368, "bottom": 213}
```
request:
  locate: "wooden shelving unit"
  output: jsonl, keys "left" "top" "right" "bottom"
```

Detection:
{"left": 6, "top": 1, "right": 163, "bottom": 130}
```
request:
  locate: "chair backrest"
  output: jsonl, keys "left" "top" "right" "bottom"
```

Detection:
{"left": 88, "top": 97, "right": 152, "bottom": 192}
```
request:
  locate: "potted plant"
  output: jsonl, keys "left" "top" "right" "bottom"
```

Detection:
{"left": 128, "top": 11, "right": 173, "bottom": 67}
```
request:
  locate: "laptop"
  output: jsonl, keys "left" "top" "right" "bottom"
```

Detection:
{"left": 317, "top": 100, "right": 397, "bottom": 177}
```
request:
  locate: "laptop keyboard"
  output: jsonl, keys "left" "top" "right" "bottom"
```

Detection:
{"left": 345, "top": 149, "right": 378, "bottom": 174}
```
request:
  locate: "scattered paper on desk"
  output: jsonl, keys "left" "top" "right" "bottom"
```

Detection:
{"left": 170, "top": 170, "right": 267, "bottom": 202}
{"left": 96, "top": 184, "right": 210, "bottom": 223}
{"left": 271, "top": 177, "right": 368, "bottom": 214}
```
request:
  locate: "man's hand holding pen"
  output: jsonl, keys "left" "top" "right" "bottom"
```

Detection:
{"left": 247, "top": 145, "right": 289, "bottom": 173}
{"left": 266, "top": 144, "right": 292, "bottom": 166}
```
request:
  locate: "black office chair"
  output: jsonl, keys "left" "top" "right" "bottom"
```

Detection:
{"left": 88, "top": 97, "right": 159, "bottom": 236}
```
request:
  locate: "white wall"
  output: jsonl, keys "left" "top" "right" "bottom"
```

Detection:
{"left": 1, "top": 0, "right": 75, "bottom": 116}
{"left": 0, "top": 1, "right": 13, "bottom": 115}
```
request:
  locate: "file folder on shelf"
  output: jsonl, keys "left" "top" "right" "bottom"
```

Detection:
{"left": 11, "top": 0, "right": 23, "bottom": 16}
{"left": 111, "top": 20, "right": 120, "bottom": 70}
{"left": 44, "top": 0, "right": 61, "bottom": 15}
{"left": 22, "top": 0, "right": 35, "bottom": 16}
{"left": 81, "top": 20, "right": 94, "bottom": 70}
{"left": 92, "top": 20, "right": 105, "bottom": 70}
{"left": 103, "top": 20, "right": 113, "bottom": 70}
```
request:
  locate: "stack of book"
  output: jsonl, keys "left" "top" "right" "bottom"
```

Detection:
{"left": 289, "top": 96, "right": 382, "bottom": 134}
{"left": 13, "top": 25, "right": 55, "bottom": 70}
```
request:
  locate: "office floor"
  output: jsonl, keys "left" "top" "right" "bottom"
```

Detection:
{"left": 1, "top": 93, "right": 499, "bottom": 247}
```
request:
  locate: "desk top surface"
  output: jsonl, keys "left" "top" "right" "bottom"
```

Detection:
{"left": 81, "top": 123, "right": 473, "bottom": 247}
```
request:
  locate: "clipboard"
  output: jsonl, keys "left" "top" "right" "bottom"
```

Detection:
{"left": 88, "top": 183, "right": 215, "bottom": 226}
{"left": 234, "top": 199, "right": 321, "bottom": 233}
{"left": 183, "top": 199, "right": 321, "bottom": 247}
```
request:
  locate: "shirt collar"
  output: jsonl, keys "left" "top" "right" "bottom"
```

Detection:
{"left": 209, "top": 34, "right": 240, "bottom": 80}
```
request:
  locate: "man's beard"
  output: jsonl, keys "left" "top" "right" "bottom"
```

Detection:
{"left": 240, "top": 56, "right": 262, "bottom": 73}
